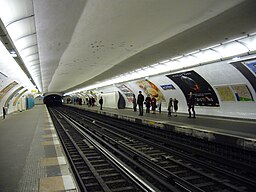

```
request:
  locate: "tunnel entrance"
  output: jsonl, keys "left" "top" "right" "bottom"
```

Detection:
{"left": 44, "top": 94, "right": 63, "bottom": 107}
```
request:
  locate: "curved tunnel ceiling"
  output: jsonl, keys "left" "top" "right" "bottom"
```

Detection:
{"left": 66, "top": 0, "right": 256, "bottom": 93}
{"left": 2, "top": 0, "right": 256, "bottom": 95}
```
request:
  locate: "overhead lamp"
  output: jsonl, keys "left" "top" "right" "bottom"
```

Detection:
{"left": 194, "top": 49, "right": 221, "bottom": 63}
{"left": 171, "top": 55, "right": 183, "bottom": 60}
{"left": 184, "top": 50, "right": 200, "bottom": 56}
{"left": 200, "top": 43, "right": 220, "bottom": 51}
{"left": 10, "top": 50, "right": 17, "bottom": 57}
{"left": 212, "top": 41, "right": 248, "bottom": 58}
{"left": 159, "top": 59, "right": 170, "bottom": 64}
{"left": 231, "top": 57, "right": 241, "bottom": 61}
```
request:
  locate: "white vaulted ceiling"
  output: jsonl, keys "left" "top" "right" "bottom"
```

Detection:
{"left": 1, "top": 0, "right": 256, "bottom": 94}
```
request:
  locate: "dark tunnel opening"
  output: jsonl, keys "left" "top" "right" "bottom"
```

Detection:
{"left": 44, "top": 94, "right": 63, "bottom": 107}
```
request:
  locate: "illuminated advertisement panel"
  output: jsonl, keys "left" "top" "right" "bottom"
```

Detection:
{"left": 0, "top": 81, "right": 18, "bottom": 102}
{"left": 167, "top": 70, "right": 219, "bottom": 106}
{"left": 116, "top": 84, "right": 134, "bottom": 103}
{"left": 136, "top": 79, "right": 165, "bottom": 101}
{"left": 231, "top": 60, "right": 256, "bottom": 93}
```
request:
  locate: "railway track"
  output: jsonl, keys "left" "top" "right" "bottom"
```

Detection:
{"left": 49, "top": 107, "right": 179, "bottom": 192}
{"left": 49, "top": 108, "right": 163, "bottom": 192}
{"left": 66, "top": 105, "right": 256, "bottom": 174}
{"left": 49, "top": 106, "right": 256, "bottom": 192}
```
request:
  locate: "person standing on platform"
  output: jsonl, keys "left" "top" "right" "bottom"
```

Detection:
{"left": 137, "top": 91, "right": 144, "bottom": 116}
{"left": 158, "top": 99, "right": 162, "bottom": 113}
{"left": 2, "top": 107, "right": 6, "bottom": 119}
{"left": 99, "top": 97, "right": 103, "bottom": 110}
{"left": 187, "top": 91, "right": 196, "bottom": 118}
{"left": 173, "top": 98, "right": 179, "bottom": 117}
{"left": 151, "top": 96, "right": 157, "bottom": 114}
{"left": 145, "top": 94, "right": 151, "bottom": 114}
{"left": 92, "top": 97, "right": 96, "bottom": 106}
{"left": 132, "top": 94, "right": 137, "bottom": 112}
{"left": 167, "top": 98, "right": 173, "bottom": 116}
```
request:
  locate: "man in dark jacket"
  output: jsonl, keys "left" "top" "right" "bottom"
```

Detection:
{"left": 137, "top": 91, "right": 144, "bottom": 116}
{"left": 3, "top": 107, "right": 6, "bottom": 119}
{"left": 187, "top": 91, "right": 196, "bottom": 118}
{"left": 99, "top": 97, "right": 103, "bottom": 110}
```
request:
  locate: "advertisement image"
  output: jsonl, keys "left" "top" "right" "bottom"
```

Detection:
{"left": 116, "top": 84, "right": 134, "bottom": 103}
{"left": 167, "top": 70, "right": 219, "bottom": 106}
{"left": 136, "top": 79, "right": 165, "bottom": 101}
{"left": 231, "top": 60, "right": 256, "bottom": 93}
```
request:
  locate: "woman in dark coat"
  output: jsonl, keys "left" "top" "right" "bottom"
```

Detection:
{"left": 145, "top": 95, "right": 151, "bottom": 114}
{"left": 151, "top": 96, "right": 157, "bottom": 114}
{"left": 132, "top": 94, "right": 137, "bottom": 112}
{"left": 173, "top": 98, "right": 179, "bottom": 117}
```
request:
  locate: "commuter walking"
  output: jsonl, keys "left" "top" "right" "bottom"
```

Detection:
{"left": 99, "top": 97, "right": 103, "bottom": 110}
{"left": 187, "top": 91, "right": 196, "bottom": 118}
{"left": 173, "top": 98, "right": 179, "bottom": 117}
{"left": 167, "top": 98, "right": 173, "bottom": 116}
{"left": 132, "top": 94, "right": 137, "bottom": 112}
{"left": 151, "top": 96, "right": 157, "bottom": 114}
{"left": 145, "top": 95, "right": 151, "bottom": 114}
{"left": 137, "top": 91, "right": 144, "bottom": 116}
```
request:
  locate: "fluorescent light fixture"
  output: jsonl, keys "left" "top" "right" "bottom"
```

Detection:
{"left": 239, "top": 34, "right": 256, "bottom": 52}
{"left": 10, "top": 50, "right": 17, "bottom": 57}
{"left": 171, "top": 55, "right": 183, "bottom": 60}
{"left": 231, "top": 57, "right": 241, "bottom": 61}
{"left": 222, "top": 35, "right": 247, "bottom": 44}
{"left": 0, "top": 41, "right": 35, "bottom": 91}
{"left": 155, "top": 64, "right": 169, "bottom": 73}
{"left": 159, "top": 59, "right": 170, "bottom": 64}
{"left": 164, "top": 60, "right": 181, "bottom": 71}
{"left": 194, "top": 49, "right": 221, "bottom": 63}
{"left": 144, "top": 67, "right": 158, "bottom": 75}
{"left": 212, "top": 41, "right": 248, "bottom": 58}
{"left": 151, "top": 63, "right": 159, "bottom": 68}
{"left": 200, "top": 43, "right": 221, "bottom": 51}
{"left": 184, "top": 50, "right": 200, "bottom": 56}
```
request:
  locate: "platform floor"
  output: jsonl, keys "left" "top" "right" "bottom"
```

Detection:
{"left": 0, "top": 105, "right": 77, "bottom": 192}
{"left": 69, "top": 104, "right": 256, "bottom": 140}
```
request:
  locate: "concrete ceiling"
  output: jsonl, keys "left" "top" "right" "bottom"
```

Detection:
{"left": 4, "top": 0, "right": 256, "bottom": 94}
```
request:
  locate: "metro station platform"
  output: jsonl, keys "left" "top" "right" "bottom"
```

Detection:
{"left": 67, "top": 104, "right": 256, "bottom": 151}
{"left": 0, "top": 105, "right": 77, "bottom": 192}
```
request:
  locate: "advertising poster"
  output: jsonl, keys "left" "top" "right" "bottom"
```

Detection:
{"left": 231, "top": 61, "right": 256, "bottom": 93}
{"left": 231, "top": 84, "right": 254, "bottom": 101}
{"left": 4, "top": 86, "right": 24, "bottom": 107}
{"left": 167, "top": 70, "right": 219, "bottom": 106}
{"left": 0, "top": 81, "right": 18, "bottom": 102}
{"left": 136, "top": 79, "right": 165, "bottom": 101}
{"left": 13, "top": 89, "right": 28, "bottom": 106}
{"left": 245, "top": 60, "right": 256, "bottom": 75}
{"left": 116, "top": 84, "right": 134, "bottom": 103}
{"left": 215, "top": 86, "right": 235, "bottom": 101}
